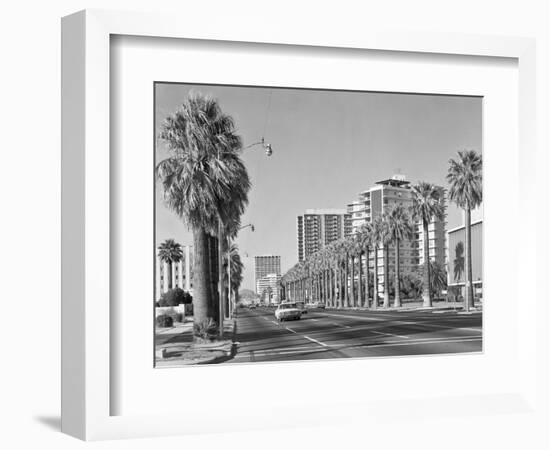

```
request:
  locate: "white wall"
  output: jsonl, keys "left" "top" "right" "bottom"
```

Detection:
{"left": 1, "top": 1, "right": 548, "bottom": 449}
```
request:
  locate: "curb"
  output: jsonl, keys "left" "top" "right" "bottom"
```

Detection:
{"left": 156, "top": 319, "right": 239, "bottom": 366}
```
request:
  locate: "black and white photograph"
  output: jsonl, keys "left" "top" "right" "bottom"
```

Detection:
{"left": 154, "top": 83, "right": 483, "bottom": 367}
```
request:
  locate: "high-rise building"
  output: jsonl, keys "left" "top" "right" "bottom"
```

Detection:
{"left": 254, "top": 255, "right": 281, "bottom": 294}
{"left": 347, "top": 174, "right": 447, "bottom": 296}
{"left": 156, "top": 244, "right": 193, "bottom": 301}
{"left": 296, "top": 209, "right": 352, "bottom": 261}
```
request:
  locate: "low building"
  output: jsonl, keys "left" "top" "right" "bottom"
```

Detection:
{"left": 447, "top": 220, "right": 483, "bottom": 298}
{"left": 155, "top": 245, "right": 193, "bottom": 301}
{"left": 256, "top": 273, "right": 282, "bottom": 304}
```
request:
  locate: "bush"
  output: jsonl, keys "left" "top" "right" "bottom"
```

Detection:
{"left": 193, "top": 318, "right": 218, "bottom": 341}
{"left": 158, "top": 288, "right": 192, "bottom": 307}
{"left": 156, "top": 314, "right": 173, "bottom": 328}
{"left": 175, "top": 312, "right": 184, "bottom": 323}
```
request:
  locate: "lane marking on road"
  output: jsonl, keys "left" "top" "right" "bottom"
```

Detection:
{"left": 234, "top": 337, "right": 482, "bottom": 359}
{"left": 396, "top": 320, "right": 482, "bottom": 333}
{"left": 285, "top": 327, "right": 298, "bottom": 334}
{"left": 270, "top": 320, "right": 280, "bottom": 325}
{"left": 356, "top": 337, "right": 481, "bottom": 350}
{"left": 323, "top": 313, "right": 385, "bottom": 321}
{"left": 370, "top": 330, "right": 410, "bottom": 339}
{"left": 263, "top": 317, "right": 270, "bottom": 321}
{"left": 235, "top": 347, "right": 328, "bottom": 358}
{"left": 303, "top": 335, "right": 329, "bottom": 347}
{"left": 330, "top": 322, "right": 351, "bottom": 328}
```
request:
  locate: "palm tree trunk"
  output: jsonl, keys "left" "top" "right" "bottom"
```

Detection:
{"left": 350, "top": 255, "right": 355, "bottom": 307}
{"left": 422, "top": 220, "right": 432, "bottom": 307}
{"left": 383, "top": 245, "right": 390, "bottom": 308}
{"left": 324, "top": 269, "right": 328, "bottom": 304}
{"left": 358, "top": 253, "right": 363, "bottom": 308}
{"left": 167, "top": 261, "right": 173, "bottom": 290}
{"left": 336, "top": 264, "right": 341, "bottom": 307}
{"left": 372, "top": 248, "right": 379, "bottom": 309}
{"left": 207, "top": 234, "right": 220, "bottom": 323}
{"left": 344, "top": 254, "right": 350, "bottom": 308}
{"left": 328, "top": 268, "right": 333, "bottom": 307}
{"left": 464, "top": 208, "right": 474, "bottom": 311}
{"left": 365, "top": 248, "right": 370, "bottom": 308}
{"left": 339, "top": 264, "right": 344, "bottom": 307}
{"left": 218, "top": 223, "right": 225, "bottom": 333}
{"left": 192, "top": 228, "right": 213, "bottom": 336}
{"left": 394, "top": 239, "right": 401, "bottom": 308}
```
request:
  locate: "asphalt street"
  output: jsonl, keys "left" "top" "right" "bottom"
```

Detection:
{"left": 230, "top": 306, "right": 482, "bottom": 363}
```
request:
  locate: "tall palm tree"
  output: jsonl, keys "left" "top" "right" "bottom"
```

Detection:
{"left": 411, "top": 182, "right": 445, "bottom": 307}
{"left": 336, "top": 239, "right": 348, "bottom": 308}
{"left": 223, "top": 242, "right": 244, "bottom": 316}
{"left": 157, "top": 239, "right": 183, "bottom": 291}
{"left": 447, "top": 150, "right": 482, "bottom": 311}
{"left": 371, "top": 217, "right": 385, "bottom": 309}
{"left": 352, "top": 234, "right": 364, "bottom": 307}
{"left": 386, "top": 204, "right": 415, "bottom": 308}
{"left": 326, "top": 243, "right": 337, "bottom": 307}
{"left": 358, "top": 221, "right": 374, "bottom": 308}
{"left": 380, "top": 214, "right": 392, "bottom": 309}
{"left": 418, "top": 260, "right": 447, "bottom": 298}
{"left": 347, "top": 241, "right": 353, "bottom": 307}
{"left": 157, "top": 93, "right": 251, "bottom": 336}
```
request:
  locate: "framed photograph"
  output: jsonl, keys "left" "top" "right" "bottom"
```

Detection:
{"left": 61, "top": 9, "right": 537, "bottom": 441}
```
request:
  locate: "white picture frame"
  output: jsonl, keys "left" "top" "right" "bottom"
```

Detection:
{"left": 61, "top": 9, "right": 537, "bottom": 441}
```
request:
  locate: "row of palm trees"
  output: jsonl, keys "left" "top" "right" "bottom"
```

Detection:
{"left": 282, "top": 150, "right": 482, "bottom": 311}
{"left": 156, "top": 93, "right": 250, "bottom": 337}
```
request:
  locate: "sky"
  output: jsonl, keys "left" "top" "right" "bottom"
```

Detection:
{"left": 155, "top": 83, "right": 482, "bottom": 291}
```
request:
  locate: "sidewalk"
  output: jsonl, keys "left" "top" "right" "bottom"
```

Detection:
{"left": 155, "top": 317, "right": 237, "bottom": 367}
{"left": 326, "top": 300, "right": 482, "bottom": 313}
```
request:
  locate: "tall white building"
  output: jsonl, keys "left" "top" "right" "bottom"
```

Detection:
{"left": 254, "top": 255, "right": 281, "bottom": 295}
{"left": 347, "top": 174, "right": 447, "bottom": 295}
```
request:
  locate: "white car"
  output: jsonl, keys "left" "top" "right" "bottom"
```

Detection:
{"left": 275, "top": 302, "right": 302, "bottom": 322}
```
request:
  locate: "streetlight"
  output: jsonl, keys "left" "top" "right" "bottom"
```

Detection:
{"left": 244, "top": 137, "right": 273, "bottom": 156}
{"left": 218, "top": 139, "right": 272, "bottom": 336}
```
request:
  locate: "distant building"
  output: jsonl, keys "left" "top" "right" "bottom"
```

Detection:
{"left": 297, "top": 209, "right": 352, "bottom": 261}
{"left": 254, "top": 255, "right": 281, "bottom": 295}
{"left": 256, "top": 273, "right": 282, "bottom": 304}
{"left": 347, "top": 174, "right": 447, "bottom": 296}
{"left": 156, "top": 245, "right": 193, "bottom": 301}
{"left": 447, "top": 220, "right": 483, "bottom": 297}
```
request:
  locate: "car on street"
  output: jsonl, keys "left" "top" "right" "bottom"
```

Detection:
{"left": 275, "top": 302, "right": 302, "bottom": 321}
{"left": 249, "top": 304, "right": 257, "bottom": 309}
{"left": 306, "top": 302, "right": 325, "bottom": 309}
{"left": 296, "top": 301, "right": 307, "bottom": 314}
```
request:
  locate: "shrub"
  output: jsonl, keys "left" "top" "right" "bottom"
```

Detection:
{"left": 193, "top": 318, "right": 218, "bottom": 341}
{"left": 156, "top": 314, "right": 173, "bottom": 328}
{"left": 158, "top": 288, "right": 186, "bottom": 307}
{"left": 175, "top": 312, "right": 184, "bottom": 323}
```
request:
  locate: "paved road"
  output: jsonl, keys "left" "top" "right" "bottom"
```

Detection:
{"left": 230, "top": 307, "right": 482, "bottom": 363}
